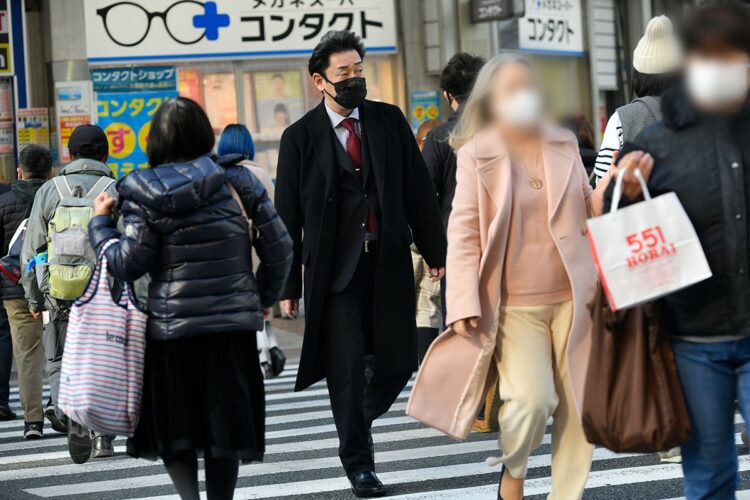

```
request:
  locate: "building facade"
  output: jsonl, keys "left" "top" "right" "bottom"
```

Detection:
{"left": 7, "top": 0, "right": 703, "bottom": 181}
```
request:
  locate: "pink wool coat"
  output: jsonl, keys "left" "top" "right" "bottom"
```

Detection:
{"left": 407, "top": 125, "right": 597, "bottom": 440}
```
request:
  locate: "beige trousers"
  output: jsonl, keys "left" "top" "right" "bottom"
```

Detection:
{"left": 494, "top": 301, "right": 593, "bottom": 500}
{"left": 4, "top": 299, "right": 44, "bottom": 422}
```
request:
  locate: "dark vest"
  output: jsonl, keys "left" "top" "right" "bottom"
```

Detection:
{"left": 330, "top": 123, "right": 381, "bottom": 292}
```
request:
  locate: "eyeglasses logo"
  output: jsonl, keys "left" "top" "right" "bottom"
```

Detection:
{"left": 97, "top": 1, "right": 231, "bottom": 47}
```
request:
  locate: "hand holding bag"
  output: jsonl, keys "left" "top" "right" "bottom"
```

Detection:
{"left": 57, "top": 239, "right": 148, "bottom": 437}
{"left": 586, "top": 168, "right": 712, "bottom": 310}
{"left": 581, "top": 285, "right": 691, "bottom": 453}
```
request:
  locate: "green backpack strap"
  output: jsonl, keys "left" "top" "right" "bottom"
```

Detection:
{"left": 86, "top": 177, "right": 115, "bottom": 201}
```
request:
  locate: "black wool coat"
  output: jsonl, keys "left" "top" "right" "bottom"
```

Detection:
{"left": 275, "top": 100, "right": 447, "bottom": 391}
{"left": 607, "top": 89, "right": 750, "bottom": 338}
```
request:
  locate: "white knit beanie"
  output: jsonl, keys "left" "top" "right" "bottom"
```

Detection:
{"left": 633, "top": 16, "right": 682, "bottom": 75}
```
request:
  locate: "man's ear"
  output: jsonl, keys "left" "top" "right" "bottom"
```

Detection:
{"left": 312, "top": 73, "right": 326, "bottom": 93}
{"left": 16, "top": 167, "right": 24, "bottom": 180}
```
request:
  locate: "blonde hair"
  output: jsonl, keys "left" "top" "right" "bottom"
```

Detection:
{"left": 449, "top": 52, "right": 533, "bottom": 150}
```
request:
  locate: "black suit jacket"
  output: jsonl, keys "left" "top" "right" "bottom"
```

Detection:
{"left": 276, "top": 100, "right": 447, "bottom": 391}
{"left": 329, "top": 124, "right": 380, "bottom": 292}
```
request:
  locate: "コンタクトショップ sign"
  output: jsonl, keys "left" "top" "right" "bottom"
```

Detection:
{"left": 84, "top": 0, "right": 397, "bottom": 65}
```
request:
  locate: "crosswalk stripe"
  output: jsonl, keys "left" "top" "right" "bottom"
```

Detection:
{"left": 3, "top": 358, "right": 748, "bottom": 499}
{"left": 0, "top": 402, "right": 411, "bottom": 439}
{"left": 22, "top": 443, "right": 641, "bottom": 497}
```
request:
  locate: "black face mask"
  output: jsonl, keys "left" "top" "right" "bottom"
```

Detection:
{"left": 323, "top": 76, "right": 367, "bottom": 110}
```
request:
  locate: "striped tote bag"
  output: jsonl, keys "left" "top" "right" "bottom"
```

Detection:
{"left": 58, "top": 239, "right": 148, "bottom": 437}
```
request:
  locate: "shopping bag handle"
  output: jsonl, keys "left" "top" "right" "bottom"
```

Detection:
{"left": 610, "top": 166, "right": 652, "bottom": 212}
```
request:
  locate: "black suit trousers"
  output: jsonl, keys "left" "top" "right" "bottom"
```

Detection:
{"left": 323, "top": 246, "right": 411, "bottom": 478}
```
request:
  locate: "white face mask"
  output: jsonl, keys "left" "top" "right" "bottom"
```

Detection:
{"left": 497, "top": 89, "right": 545, "bottom": 129}
{"left": 686, "top": 60, "right": 750, "bottom": 107}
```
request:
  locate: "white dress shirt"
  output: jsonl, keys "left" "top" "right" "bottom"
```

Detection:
{"left": 324, "top": 100, "right": 361, "bottom": 149}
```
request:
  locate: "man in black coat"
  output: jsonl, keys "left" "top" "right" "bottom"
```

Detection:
{"left": 275, "top": 31, "right": 446, "bottom": 497}
{"left": 422, "top": 52, "right": 484, "bottom": 230}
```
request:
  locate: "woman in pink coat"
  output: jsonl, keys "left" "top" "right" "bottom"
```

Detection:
{"left": 407, "top": 54, "right": 609, "bottom": 499}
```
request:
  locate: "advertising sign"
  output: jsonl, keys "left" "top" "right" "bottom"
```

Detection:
{"left": 0, "top": 0, "right": 12, "bottom": 74}
{"left": 55, "top": 81, "right": 95, "bottom": 163}
{"left": 91, "top": 66, "right": 177, "bottom": 92}
{"left": 410, "top": 91, "right": 441, "bottom": 130}
{"left": 470, "top": 0, "right": 514, "bottom": 23}
{"left": 97, "top": 90, "right": 178, "bottom": 177}
{"left": 518, "top": 0, "right": 584, "bottom": 56}
{"left": 254, "top": 70, "right": 304, "bottom": 141}
{"left": 17, "top": 108, "right": 50, "bottom": 150}
{"left": 84, "top": 0, "right": 397, "bottom": 64}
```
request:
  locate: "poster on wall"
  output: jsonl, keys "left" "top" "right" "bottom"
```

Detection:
{"left": 410, "top": 91, "right": 441, "bottom": 131}
{"left": 96, "top": 90, "right": 178, "bottom": 178}
{"left": 253, "top": 71, "right": 304, "bottom": 141}
{"left": 17, "top": 108, "right": 50, "bottom": 150}
{"left": 55, "top": 81, "right": 95, "bottom": 163}
{"left": 84, "top": 0, "right": 397, "bottom": 64}
{"left": 518, "top": 0, "right": 584, "bottom": 56}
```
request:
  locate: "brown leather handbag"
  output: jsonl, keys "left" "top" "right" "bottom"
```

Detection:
{"left": 581, "top": 285, "right": 691, "bottom": 453}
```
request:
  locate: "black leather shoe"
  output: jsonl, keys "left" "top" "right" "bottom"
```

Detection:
{"left": 350, "top": 470, "right": 386, "bottom": 498}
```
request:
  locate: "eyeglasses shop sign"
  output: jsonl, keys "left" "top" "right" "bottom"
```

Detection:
{"left": 518, "top": 0, "right": 584, "bottom": 56}
{"left": 84, "top": 0, "right": 397, "bottom": 64}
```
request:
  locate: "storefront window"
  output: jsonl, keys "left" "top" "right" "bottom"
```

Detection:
{"left": 172, "top": 55, "right": 401, "bottom": 178}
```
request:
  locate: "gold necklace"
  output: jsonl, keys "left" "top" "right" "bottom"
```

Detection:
{"left": 517, "top": 147, "right": 543, "bottom": 190}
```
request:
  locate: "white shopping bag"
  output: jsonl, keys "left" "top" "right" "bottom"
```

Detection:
{"left": 586, "top": 168, "right": 712, "bottom": 311}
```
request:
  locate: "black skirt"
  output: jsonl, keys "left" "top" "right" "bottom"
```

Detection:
{"left": 127, "top": 330, "right": 264, "bottom": 463}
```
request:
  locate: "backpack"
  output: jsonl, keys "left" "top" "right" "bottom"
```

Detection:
{"left": 0, "top": 219, "right": 28, "bottom": 285}
{"left": 44, "top": 176, "right": 115, "bottom": 301}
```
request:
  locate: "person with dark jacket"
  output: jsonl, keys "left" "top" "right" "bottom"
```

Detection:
{"left": 275, "top": 31, "right": 446, "bottom": 497}
{"left": 422, "top": 52, "right": 485, "bottom": 229}
{"left": 607, "top": 3, "right": 750, "bottom": 497}
{"left": 89, "top": 96, "right": 292, "bottom": 499}
{"left": 0, "top": 145, "right": 53, "bottom": 438}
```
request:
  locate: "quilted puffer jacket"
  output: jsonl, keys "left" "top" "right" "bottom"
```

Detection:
{"left": 0, "top": 180, "right": 45, "bottom": 299}
{"left": 89, "top": 155, "right": 293, "bottom": 340}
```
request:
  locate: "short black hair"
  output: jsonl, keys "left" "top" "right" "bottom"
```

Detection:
{"left": 683, "top": 1, "right": 750, "bottom": 56}
{"left": 631, "top": 68, "right": 680, "bottom": 98}
{"left": 439, "top": 53, "right": 486, "bottom": 104}
{"left": 19, "top": 145, "right": 53, "bottom": 179}
{"left": 308, "top": 30, "right": 366, "bottom": 77}
{"left": 147, "top": 97, "right": 215, "bottom": 167}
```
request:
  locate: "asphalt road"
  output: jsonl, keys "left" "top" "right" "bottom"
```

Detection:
{"left": 2, "top": 333, "right": 750, "bottom": 498}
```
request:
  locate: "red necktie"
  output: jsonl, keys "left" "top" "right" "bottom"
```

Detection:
{"left": 341, "top": 118, "right": 377, "bottom": 233}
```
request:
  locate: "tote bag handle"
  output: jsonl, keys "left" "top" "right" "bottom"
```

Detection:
{"left": 610, "top": 166, "right": 652, "bottom": 213}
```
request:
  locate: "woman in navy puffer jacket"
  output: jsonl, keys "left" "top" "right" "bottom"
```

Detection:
{"left": 89, "top": 97, "right": 292, "bottom": 499}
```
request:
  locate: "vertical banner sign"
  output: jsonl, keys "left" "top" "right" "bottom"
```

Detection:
{"left": 83, "top": 0, "right": 397, "bottom": 64}
{"left": 518, "top": 0, "right": 584, "bottom": 56}
{"left": 410, "top": 91, "right": 441, "bottom": 130}
{"left": 0, "top": 0, "right": 11, "bottom": 74}
{"left": 55, "top": 81, "right": 95, "bottom": 163}
{"left": 97, "top": 90, "right": 178, "bottom": 178}
{"left": 16, "top": 108, "right": 50, "bottom": 149}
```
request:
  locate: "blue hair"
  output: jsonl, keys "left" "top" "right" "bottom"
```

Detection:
{"left": 218, "top": 124, "right": 255, "bottom": 161}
